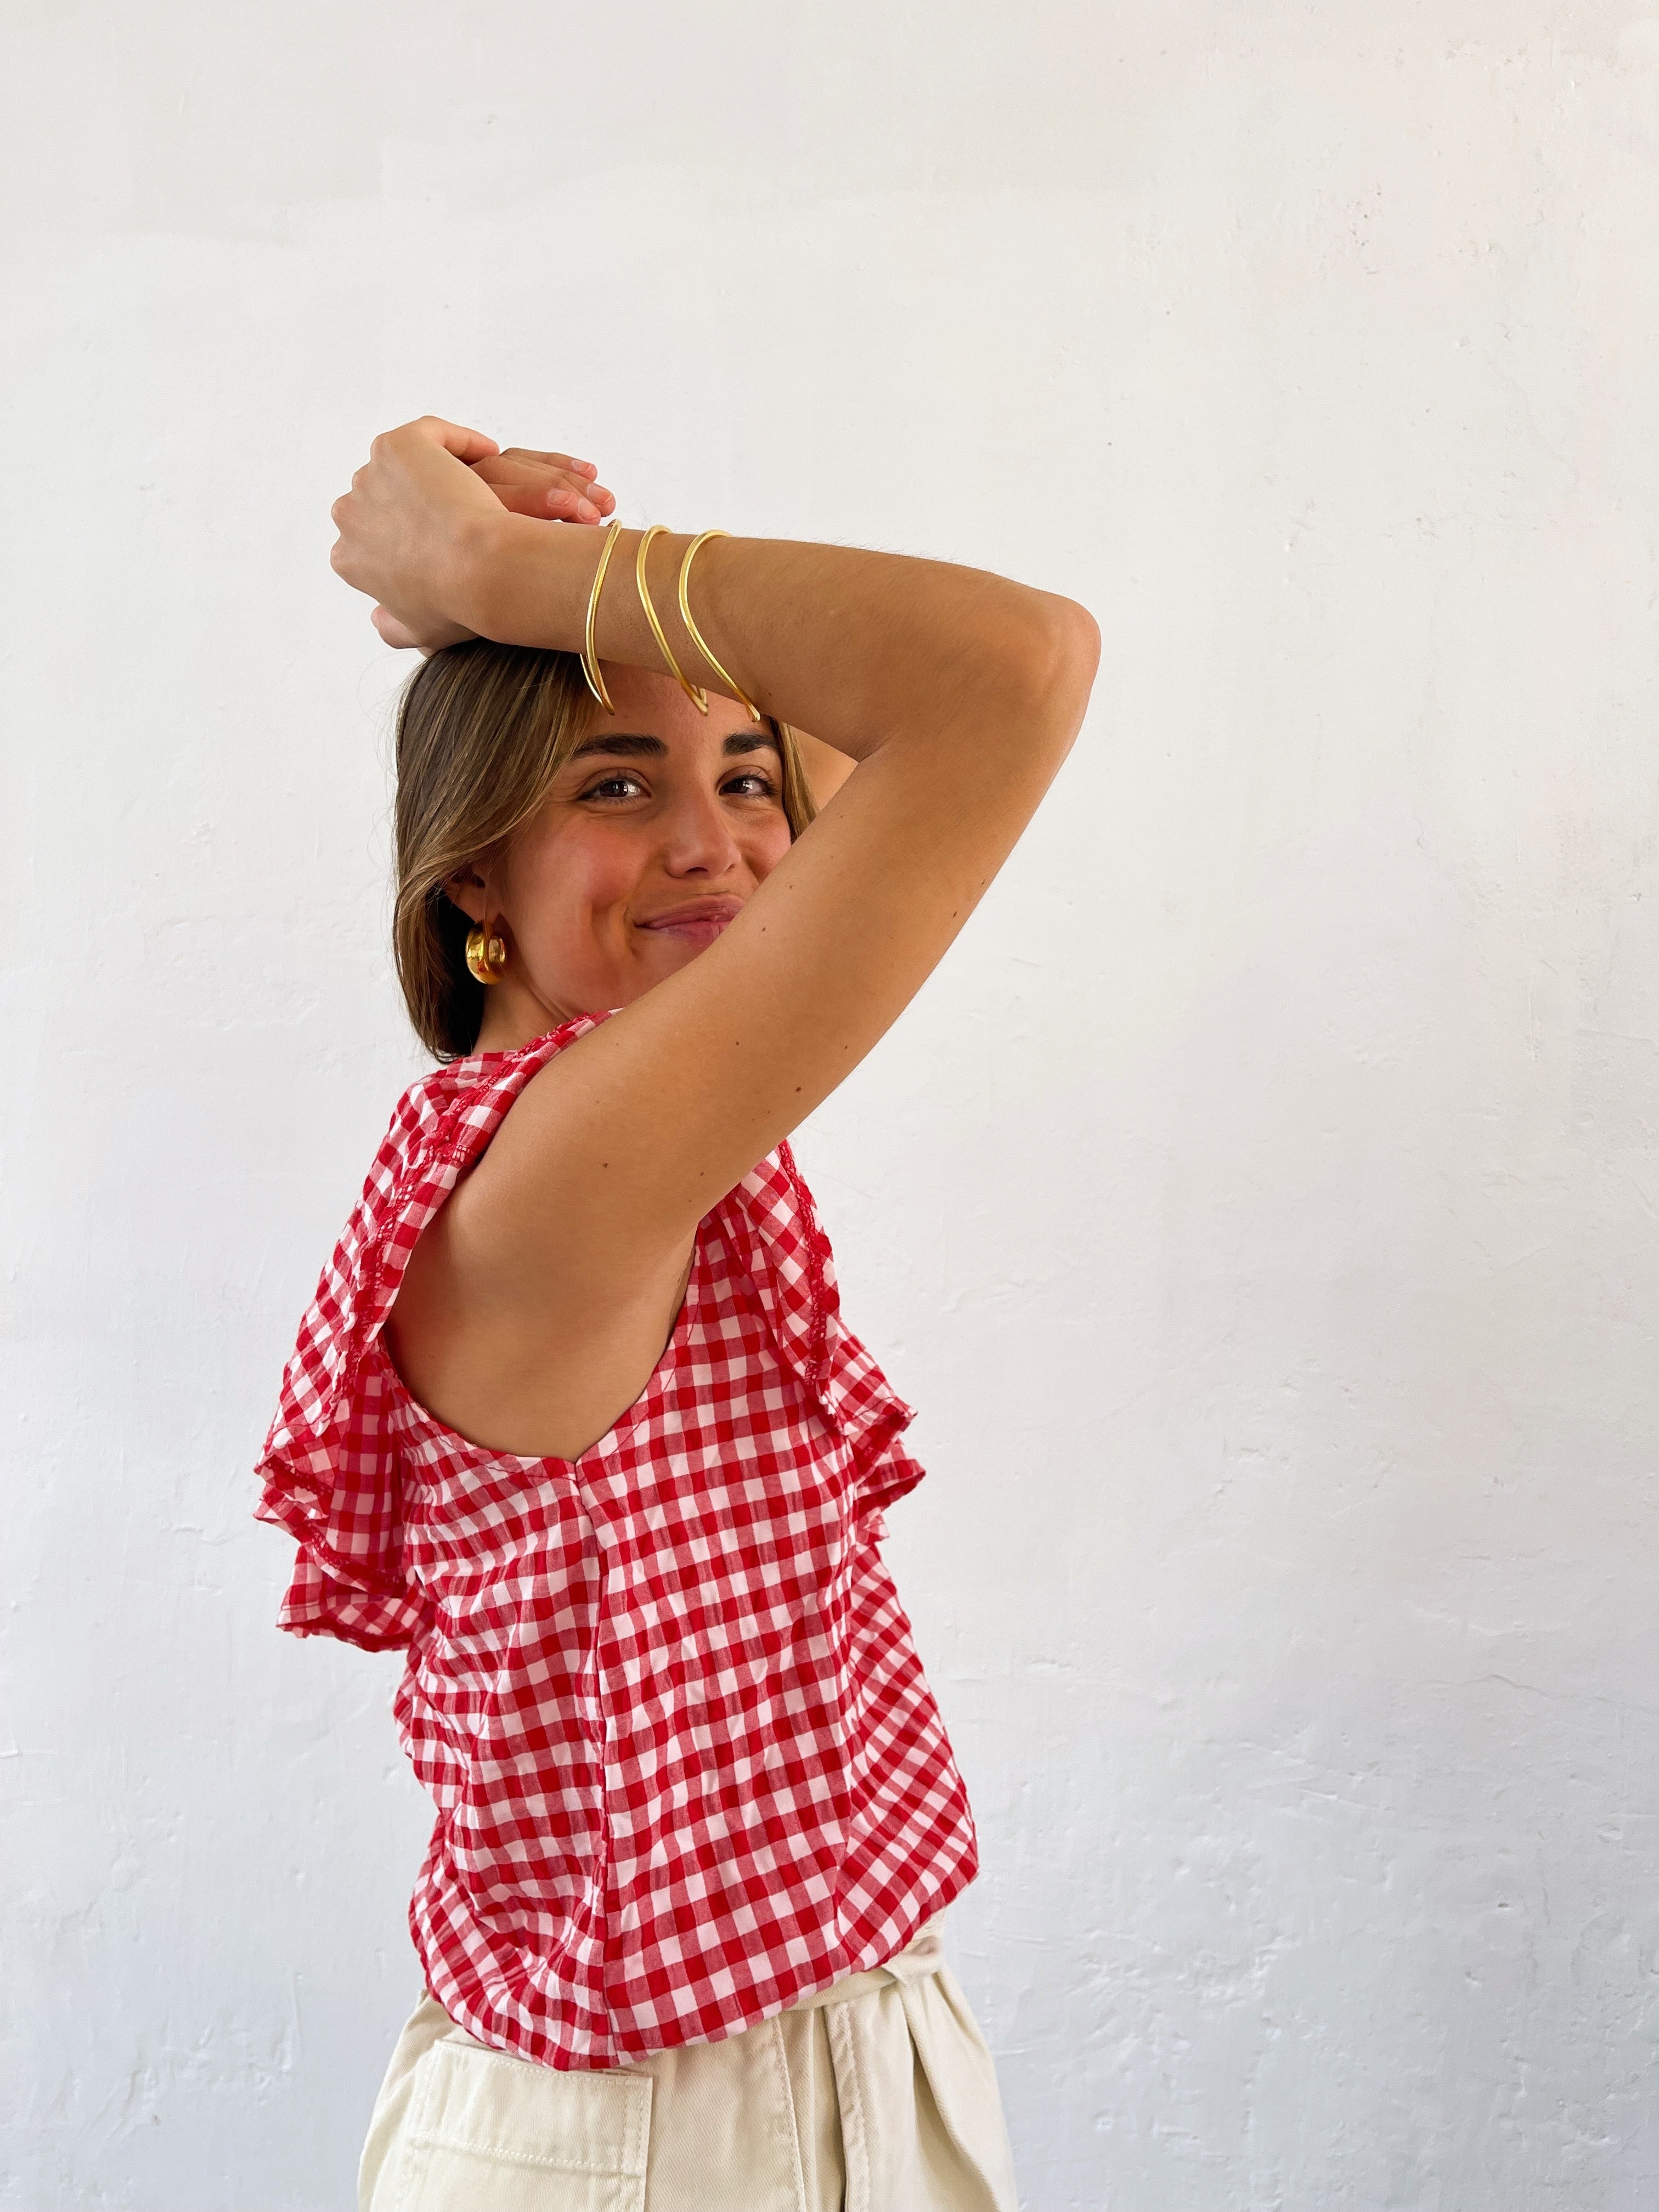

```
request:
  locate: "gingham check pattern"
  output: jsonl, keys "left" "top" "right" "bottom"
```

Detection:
{"left": 256, "top": 1014, "right": 977, "bottom": 2066}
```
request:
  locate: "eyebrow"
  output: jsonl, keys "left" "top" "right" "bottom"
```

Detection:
{"left": 568, "top": 729, "right": 781, "bottom": 762}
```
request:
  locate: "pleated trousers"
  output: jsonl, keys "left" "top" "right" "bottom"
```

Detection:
{"left": 359, "top": 1920, "right": 1018, "bottom": 2212}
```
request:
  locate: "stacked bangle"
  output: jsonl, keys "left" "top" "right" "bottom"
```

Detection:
{"left": 580, "top": 521, "right": 623, "bottom": 714}
{"left": 635, "top": 525, "right": 709, "bottom": 713}
{"left": 581, "top": 521, "right": 761, "bottom": 725}
{"left": 678, "top": 529, "right": 761, "bottom": 722}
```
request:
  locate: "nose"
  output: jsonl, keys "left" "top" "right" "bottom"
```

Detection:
{"left": 659, "top": 780, "right": 744, "bottom": 880}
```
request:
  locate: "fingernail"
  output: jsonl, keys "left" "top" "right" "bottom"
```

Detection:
{"left": 571, "top": 459, "right": 597, "bottom": 476}
{"left": 577, "top": 496, "right": 600, "bottom": 521}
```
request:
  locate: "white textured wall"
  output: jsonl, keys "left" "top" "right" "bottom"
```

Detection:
{"left": 5, "top": 6, "right": 1658, "bottom": 2207}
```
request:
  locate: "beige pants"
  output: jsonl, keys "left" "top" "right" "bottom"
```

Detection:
{"left": 359, "top": 1921, "right": 1018, "bottom": 2212}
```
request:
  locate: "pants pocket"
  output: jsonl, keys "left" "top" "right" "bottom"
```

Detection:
{"left": 383, "top": 2034, "right": 652, "bottom": 2212}
{"left": 897, "top": 1972, "right": 1020, "bottom": 2212}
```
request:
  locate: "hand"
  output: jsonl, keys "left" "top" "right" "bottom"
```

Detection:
{"left": 470, "top": 447, "right": 617, "bottom": 527}
{"left": 330, "top": 419, "right": 618, "bottom": 653}
{"left": 329, "top": 416, "right": 505, "bottom": 652}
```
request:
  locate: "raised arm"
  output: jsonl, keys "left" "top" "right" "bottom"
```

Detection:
{"left": 329, "top": 417, "right": 1098, "bottom": 1452}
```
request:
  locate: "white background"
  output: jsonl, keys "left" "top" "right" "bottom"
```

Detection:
{"left": 5, "top": 4, "right": 1658, "bottom": 2207}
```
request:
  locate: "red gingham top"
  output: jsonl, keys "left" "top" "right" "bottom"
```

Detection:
{"left": 255, "top": 1013, "right": 977, "bottom": 2068}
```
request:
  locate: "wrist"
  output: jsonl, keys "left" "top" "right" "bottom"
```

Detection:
{"left": 452, "top": 510, "right": 589, "bottom": 650}
{"left": 449, "top": 509, "right": 520, "bottom": 639}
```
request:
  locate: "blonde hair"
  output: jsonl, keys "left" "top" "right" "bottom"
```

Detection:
{"left": 392, "top": 641, "right": 817, "bottom": 1060}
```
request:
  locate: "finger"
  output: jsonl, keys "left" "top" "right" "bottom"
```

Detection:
{"left": 472, "top": 461, "right": 613, "bottom": 522}
{"left": 496, "top": 448, "right": 599, "bottom": 477}
{"left": 371, "top": 605, "right": 423, "bottom": 649}
{"left": 383, "top": 414, "right": 501, "bottom": 465}
{"left": 371, "top": 606, "right": 476, "bottom": 651}
{"left": 473, "top": 471, "right": 603, "bottom": 520}
{"left": 492, "top": 485, "right": 607, "bottom": 522}
{"left": 537, "top": 477, "right": 613, "bottom": 520}
{"left": 481, "top": 483, "right": 597, "bottom": 520}
{"left": 420, "top": 414, "right": 500, "bottom": 463}
{"left": 474, "top": 454, "right": 612, "bottom": 505}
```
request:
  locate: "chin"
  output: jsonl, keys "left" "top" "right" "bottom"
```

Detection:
{"left": 647, "top": 941, "right": 710, "bottom": 983}
{"left": 600, "top": 949, "right": 695, "bottom": 1006}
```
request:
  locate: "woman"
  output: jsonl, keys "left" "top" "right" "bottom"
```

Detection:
{"left": 257, "top": 416, "right": 1098, "bottom": 2211}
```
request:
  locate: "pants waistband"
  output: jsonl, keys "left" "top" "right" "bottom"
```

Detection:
{"left": 786, "top": 1915, "right": 946, "bottom": 2013}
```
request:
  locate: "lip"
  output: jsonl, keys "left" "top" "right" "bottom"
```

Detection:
{"left": 635, "top": 896, "right": 744, "bottom": 941}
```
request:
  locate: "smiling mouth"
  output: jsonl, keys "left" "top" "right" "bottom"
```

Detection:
{"left": 635, "top": 898, "right": 743, "bottom": 945}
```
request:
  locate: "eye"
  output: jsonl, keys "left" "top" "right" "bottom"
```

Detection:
{"left": 582, "top": 771, "right": 648, "bottom": 803}
{"left": 723, "top": 771, "right": 778, "bottom": 799}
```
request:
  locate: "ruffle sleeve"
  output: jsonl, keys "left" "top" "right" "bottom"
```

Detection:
{"left": 253, "top": 1016, "right": 605, "bottom": 1649}
{"left": 725, "top": 1142, "right": 927, "bottom": 1541}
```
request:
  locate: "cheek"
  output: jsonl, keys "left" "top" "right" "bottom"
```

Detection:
{"left": 510, "top": 824, "right": 640, "bottom": 951}
{"left": 555, "top": 828, "right": 641, "bottom": 913}
{"left": 749, "top": 817, "right": 795, "bottom": 879}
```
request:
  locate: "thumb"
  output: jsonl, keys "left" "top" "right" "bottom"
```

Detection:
{"left": 372, "top": 605, "right": 424, "bottom": 650}
{"left": 408, "top": 413, "right": 500, "bottom": 466}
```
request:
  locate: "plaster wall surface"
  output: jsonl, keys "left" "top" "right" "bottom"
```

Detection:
{"left": 4, "top": 5, "right": 1658, "bottom": 2207}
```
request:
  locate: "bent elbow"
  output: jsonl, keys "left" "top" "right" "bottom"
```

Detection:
{"left": 934, "top": 581, "right": 1099, "bottom": 764}
{"left": 1050, "top": 594, "right": 1102, "bottom": 691}
{"left": 1015, "top": 592, "right": 1100, "bottom": 743}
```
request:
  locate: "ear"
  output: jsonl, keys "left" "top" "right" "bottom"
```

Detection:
{"left": 442, "top": 865, "right": 490, "bottom": 927}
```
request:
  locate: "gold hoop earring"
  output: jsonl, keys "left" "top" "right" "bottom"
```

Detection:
{"left": 465, "top": 921, "right": 508, "bottom": 985}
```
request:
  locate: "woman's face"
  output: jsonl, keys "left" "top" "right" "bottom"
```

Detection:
{"left": 460, "top": 664, "right": 795, "bottom": 1049}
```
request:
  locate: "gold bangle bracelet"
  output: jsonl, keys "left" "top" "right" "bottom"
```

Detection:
{"left": 676, "top": 529, "right": 761, "bottom": 723}
{"left": 582, "top": 520, "right": 623, "bottom": 714}
{"left": 635, "top": 524, "right": 708, "bottom": 713}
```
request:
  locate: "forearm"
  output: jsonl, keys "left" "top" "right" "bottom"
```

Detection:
{"left": 458, "top": 515, "right": 1084, "bottom": 764}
